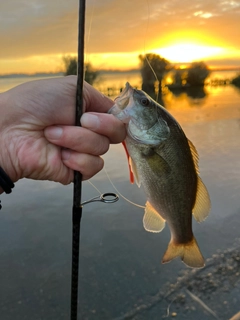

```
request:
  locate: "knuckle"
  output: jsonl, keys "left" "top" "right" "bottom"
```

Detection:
{"left": 92, "top": 157, "right": 104, "bottom": 176}
{"left": 82, "top": 156, "right": 104, "bottom": 180}
{"left": 94, "top": 137, "right": 109, "bottom": 155}
{"left": 82, "top": 154, "right": 104, "bottom": 173}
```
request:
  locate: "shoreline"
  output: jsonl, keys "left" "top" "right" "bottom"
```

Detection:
{"left": 0, "top": 67, "right": 239, "bottom": 79}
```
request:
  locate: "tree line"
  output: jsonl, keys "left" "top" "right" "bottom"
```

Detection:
{"left": 62, "top": 56, "right": 98, "bottom": 85}
{"left": 139, "top": 53, "right": 210, "bottom": 94}
{"left": 62, "top": 54, "right": 240, "bottom": 95}
{"left": 62, "top": 54, "right": 210, "bottom": 88}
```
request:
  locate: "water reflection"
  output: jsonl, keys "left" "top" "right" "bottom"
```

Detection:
{"left": 186, "top": 86, "right": 207, "bottom": 99}
{"left": 143, "top": 84, "right": 208, "bottom": 109}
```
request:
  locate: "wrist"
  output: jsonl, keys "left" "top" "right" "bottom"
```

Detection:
{"left": 0, "top": 92, "right": 18, "bottom": 192}
{"left": 0, "top": 162, "right": 16, "bottom": 195}
{"left": 0, "top": 167, "right": 14, "bottom": 195}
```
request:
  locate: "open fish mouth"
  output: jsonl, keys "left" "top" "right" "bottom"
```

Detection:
{"left": 114, "top": 82, "right": 133, "bottom": 109}
{"left": 108, "top": 82, "right": 135, "bottom": 123}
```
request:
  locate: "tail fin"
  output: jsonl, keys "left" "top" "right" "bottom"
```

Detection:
{"left": 162, "top": 237, "right": 205, "bottom": 268}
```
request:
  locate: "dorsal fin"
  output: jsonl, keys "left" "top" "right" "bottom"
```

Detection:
{"left": 192, "top": 176, "right": 211, "bottom": 222}
{"left": 187, "top": 139, "right": 211, "bottom": 221}
{"left": 188, "top": 139, "right": 199, "bottom": 174}
{"left": 143, "top": 201, "right": 165, "bottom": 233}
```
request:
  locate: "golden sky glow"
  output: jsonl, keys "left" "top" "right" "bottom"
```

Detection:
{"left": 0, "top": 0, "right": 240, "bottom": 74}
{"left": 153, "top": 44, "right": 225, "bottom": 63}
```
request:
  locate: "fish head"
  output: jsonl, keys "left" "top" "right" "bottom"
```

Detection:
{"left": 109, "top": 82, "right": 170, "bottom": 145}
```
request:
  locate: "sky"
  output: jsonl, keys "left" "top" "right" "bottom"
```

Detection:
{"left": 0, "top": 0, "right": 240, "bottom": 74}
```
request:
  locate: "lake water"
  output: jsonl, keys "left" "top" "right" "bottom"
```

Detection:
{"left": 0, "top": 72, "right": 240, "bottom": 319}
{"left": 0, "top": 70, "right": 239, "bottom": 94}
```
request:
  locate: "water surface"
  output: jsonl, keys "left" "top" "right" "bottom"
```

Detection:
{"left": 0, "top": 74, "right": 240, "bottom": 319}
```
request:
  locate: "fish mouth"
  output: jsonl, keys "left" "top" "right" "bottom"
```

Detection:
{"left": 114, "top": 82, "right": 133, "bottom": 109}
{"left": 108, "top": 82, "right": 134, "bottom": 123}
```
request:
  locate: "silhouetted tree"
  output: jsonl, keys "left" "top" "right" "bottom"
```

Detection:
{"left": 84, "top": 63, "right": 99, "bottom": 85}
{"left": 62, "top": 56, "right": 98, "bottom": 85}
{"left": 186, "top": 86, "right": 207, "bottom": 100}
{"left": 186, "top": 62, "right": 210, "bottom": 86}
{"left": 173, "top": 69, "right": 183, "bottom": 86}
{"left": 231, "top": 74, "right": 240, "bottom": 87}
{"left": 139, "top": 53, "right": 171, "bottom": 95}
{"left": 170, "top": 69, "right": 188, "bottom": 88}
{"left": 63, "top": 56, "right": 77, "bottom": 76}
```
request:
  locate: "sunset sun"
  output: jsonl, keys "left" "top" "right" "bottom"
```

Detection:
{"left": 152, "top": 43, "right": 224, "bottom": 63}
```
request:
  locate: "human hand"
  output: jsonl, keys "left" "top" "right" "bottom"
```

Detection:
{"left": 0, "top": 76, "right": 126, "bottom": 190}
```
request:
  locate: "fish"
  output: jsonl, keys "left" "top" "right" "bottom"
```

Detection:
{"left": 108, "top": 82, "right": 211, "bottom": 268}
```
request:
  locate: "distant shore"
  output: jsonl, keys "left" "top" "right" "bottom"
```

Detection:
{"left": 0, "top": 72, "right": 64, "bottom": 79}
{"left": 0, "top": 69, "right": 140, "bottom": 79}
{"left": 0, "top": 67, "right": 239, "bottom": 79}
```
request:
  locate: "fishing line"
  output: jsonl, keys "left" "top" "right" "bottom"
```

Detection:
{"left": 87, "top": 179, "right": 102, "bottom": 195}
{"left": 142, "top": 0, "right": 160, "bottom": 101}
{"left": 142, "top": 0, "right": 163, "bottom": 132}
{"left": 85, "top": 0, "right": 96, "bottom": 66}
{"left": 104, "top": 167, "right": 145, "bottom": 209}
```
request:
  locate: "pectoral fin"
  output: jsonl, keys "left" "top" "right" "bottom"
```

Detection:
{"left": 192, "top": 176, "right": 211, "bottom": 222}
{"left": 143, "top": 201, "right": 165, "bottom": 233}
{"left": 143, "top": 149, "right": 171, "bottom": 176}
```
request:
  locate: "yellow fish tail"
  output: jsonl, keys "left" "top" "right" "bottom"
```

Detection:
{"left": 162, "top": 237, "right": 205, "bottom": 268}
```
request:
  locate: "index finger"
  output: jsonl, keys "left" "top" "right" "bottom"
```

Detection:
{"left": 80, "top": 112, "right": 126, "bottom": 144}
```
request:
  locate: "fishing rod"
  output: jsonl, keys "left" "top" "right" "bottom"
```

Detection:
{"left": 70, "top": 1, "right": 118, "bottom": 319}
{"left": 70, "top": 0, "right": 85, "bottom": 318}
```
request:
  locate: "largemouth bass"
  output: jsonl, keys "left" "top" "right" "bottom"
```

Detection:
{"left": 108, "top": 82, "right": 211, "bottom": 268}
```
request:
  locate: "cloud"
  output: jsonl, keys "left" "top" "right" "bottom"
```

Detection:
{"left": 194, "top": 11, "right": 216, "bottom": 18}
{"left": 0, "top": 1, "right": 78, "bottom": 59}
{"left": 0, "top": 0, "right": 240, "bottom": 71}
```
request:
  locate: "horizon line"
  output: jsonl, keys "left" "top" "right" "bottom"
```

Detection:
{"left": 0, "top": 66, "right": 240, "bottom": 78}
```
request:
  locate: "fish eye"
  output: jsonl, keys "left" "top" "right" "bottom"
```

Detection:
{"left": 141, "top": 98, "right": 150, "bottom": 106}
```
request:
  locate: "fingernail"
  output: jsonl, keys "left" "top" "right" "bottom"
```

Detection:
{"left": 45, "top": 127, "right": 63, "bottom": 139}
{"left": 81, "top": 113, "right": 99, "bottom": 129}
{"left": 62, "top": 149, "right": 71, "bottom": 160}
